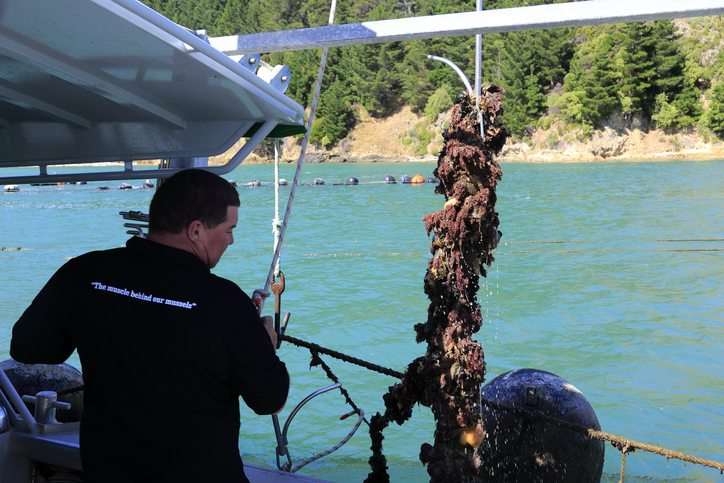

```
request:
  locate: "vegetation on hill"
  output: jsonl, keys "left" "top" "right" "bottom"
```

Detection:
{"left": 142, "top": 0, "right": 724, "bottom": 154}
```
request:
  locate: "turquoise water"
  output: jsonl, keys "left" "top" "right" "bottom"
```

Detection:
{"left": 1, "top": 160, "right": 723, "bottom": 482}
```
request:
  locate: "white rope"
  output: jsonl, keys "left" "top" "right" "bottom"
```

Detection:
{"left": 258, "top": 0, "right": 338, "bottom": 311}
{"left": 273, "top": 138, "right": 282, "bottom": 278}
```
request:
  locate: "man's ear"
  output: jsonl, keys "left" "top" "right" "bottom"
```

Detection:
{"left": 185, "top": 220, "right": 206, "bottom": 245}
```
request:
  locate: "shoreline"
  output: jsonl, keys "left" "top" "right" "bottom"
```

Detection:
{"left": 29, "top": 150, "right": 724, "bottom": 171}
{"left": 228, "top": 147, "right": 724, "bottom": 166}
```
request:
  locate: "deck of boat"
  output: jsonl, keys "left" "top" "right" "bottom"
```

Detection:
{"left": 0, "top": 424, "right": 331, "bottom": 482}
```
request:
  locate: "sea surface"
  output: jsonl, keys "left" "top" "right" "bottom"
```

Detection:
{"left": 1, "top": 160, "right": 723, "bottom": 482}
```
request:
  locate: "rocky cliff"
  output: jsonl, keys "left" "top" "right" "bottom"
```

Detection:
{"left": 211, "top": 106, "right": 724, "bottom": 165}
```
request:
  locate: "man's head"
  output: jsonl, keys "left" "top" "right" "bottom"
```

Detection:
{"left": 149, "top": 169, "right": 240, "bottom": 234}
{"left": 148, "top": 169, "right": 240, "bottom": 268}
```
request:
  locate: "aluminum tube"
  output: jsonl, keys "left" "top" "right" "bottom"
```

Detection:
{"left": 209, "top": 0, "right": 724, "bottom": 55}
{"left": 0, "top": 370, "right": 37, "bottom": 433}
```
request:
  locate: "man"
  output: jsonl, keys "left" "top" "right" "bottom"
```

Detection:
{"left": 11, "top": 169, "right": 289, "bottom": 482}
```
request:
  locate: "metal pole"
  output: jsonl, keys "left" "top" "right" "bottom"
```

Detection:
{"left": 475, "top": 0, "right": 482, "bottom": 100}
{"left": 426, "top": 55, "right": 473, "bottom": 95}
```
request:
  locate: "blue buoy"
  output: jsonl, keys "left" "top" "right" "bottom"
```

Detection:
{"left": 400, "top": 175, "right": 412, "bottom": 184}
{"left": 346, "top": 177, "right": 359, "bottom": 185}
{"left": 383, "top": 175, "right": 396, "bottom": 184}
{"left": 478, "top": 368, "right": 604, "bottom": 483}
{"left": 313, "top": 178, "right": 325, "bottom": 185}
{"left": 247, "top": 179, "right": 261, "bottom": 187}
{"left": 141, "top": 180, "right": 154, "bottom": 189}
{"left": 118, "top": 183, "right": 132, "bottom": 190}
{"left": 425, "top": 177, "right": 438, "bottom": 183}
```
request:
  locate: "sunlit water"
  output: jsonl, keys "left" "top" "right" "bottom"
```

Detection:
{"left": 1, "top": 160, "right": 722, "bottom": 482}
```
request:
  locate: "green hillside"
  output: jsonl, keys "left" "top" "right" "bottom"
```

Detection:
{"left": 142, "top": 0, "right": 724, "bottom": 150}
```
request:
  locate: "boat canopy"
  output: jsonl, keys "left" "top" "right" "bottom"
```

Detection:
{"left": 0, "top": 0, "right": 306, "bottom": 184}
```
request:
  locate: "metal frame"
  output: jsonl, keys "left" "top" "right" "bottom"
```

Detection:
{"left": 0, "top": 119, "right": 277, "bottom": 185}
{"left": 209, "top": 0, "right": 724, "bottom": 55}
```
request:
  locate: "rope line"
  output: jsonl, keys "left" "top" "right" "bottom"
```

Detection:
{"left": 272, "top": 138, "right": 282, "bottom": 278}
{"left": 503, "top": 248, "right": 724, "bottom": 254}
{"left": 479, "top": 397, "right": 724, "bottom": 474}
{"left": 280, "top": 334, "right": 405, "bottom": 379}
{"left": 309, "top": 349, "right": 370, "bottom": 426}
{"left": 503, "top": 238, "right": 724, "bottom": 244}
{"left": 259, "top": 0, "right": 338, "bottom": 311}
{"left": 619, "top": 446, "right": 628, "bottom": 483}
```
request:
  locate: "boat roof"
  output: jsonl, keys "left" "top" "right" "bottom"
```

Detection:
{"left": 0, "top": 0, "right": 306, "bottom": 184}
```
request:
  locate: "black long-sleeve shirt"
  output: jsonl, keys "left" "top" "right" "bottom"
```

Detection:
{"left": 11, "top": 236, "right": 289, "bottom": 482}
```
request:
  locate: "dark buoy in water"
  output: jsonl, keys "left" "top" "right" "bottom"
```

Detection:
{"left": 383, "top": 175, "right": 396, "bottom": 184}
{"left": 75, "top": 181, "right": 87, "bottom": 185}
{"left": 97, "top": 186, "right": 109, "bottom": 191}
{"left": 141, "top": 179, "right": 154, "bottom": 189}
{"left": 247, "top": 179, "right": 261, "bottom": 187}
{"left": 228, "top": 180, "right": 237, "bottom": 187}
{"left": 478, "top": 368, "right": 604, "bottom": 483}
{"left": 118, "top": 183, "right": 132, "bottom": 190}
{"left": 278, "top": 179, "right": 288, "bottom": 186}
{"left": 400, "top": 175, "right": 412, "bottom": 184}
{"left": 425, "top": 177, "right": 438, "bottom": 183}
{"left": 313, "top": 178, "right": 325, "bottom": 185}
{"left": 346, "top": 177, "right": 359, "bottom": 185}
{"left": 0, "top": 359, "right": 84, "bottom": 423}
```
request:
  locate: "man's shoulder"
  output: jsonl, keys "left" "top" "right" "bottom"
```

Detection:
{"left": 206, "top": 273, "right": 247, "bottom": 298}
{"left": 61, "top": 246, "right": 129, "bottom": 269}
{"left": 203, "top": 274, "right": 256, "bottom": 311}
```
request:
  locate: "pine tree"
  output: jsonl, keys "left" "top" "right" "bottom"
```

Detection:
{"left": 704, "top": 82, "right": 724, "bottom": 138}
{"left": 562, "top": 28, "right": 620, "bottom": 126}
{"left": 617, "top": 22, "right": 657, "bottom": 115}
{"left": 312, "top": 79, "right": 355, "bottom": 147}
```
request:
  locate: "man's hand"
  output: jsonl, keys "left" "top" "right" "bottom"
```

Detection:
{"left": 252, "top": 289, "right": 271, "bottom": 312}
{"left": 261, "top": 315, "right": 277, "bottom": 350}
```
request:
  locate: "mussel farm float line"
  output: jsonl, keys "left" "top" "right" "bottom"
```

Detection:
{"left": 233, "top": 176, "right": 438, "bottom": 187}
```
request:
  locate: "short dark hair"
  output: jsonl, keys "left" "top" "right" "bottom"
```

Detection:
{"left": 149, "top": 169, "right": 240, "bottom": 234}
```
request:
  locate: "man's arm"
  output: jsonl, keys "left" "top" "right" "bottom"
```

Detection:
{"left": 11, "top": 264, "right": 76, "bottom": 364}
{"left": 229, "top": 293, "right": 290, "bottom": 416}
{"left": 260, "top": 315, "right": 288, "bottom": 414}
